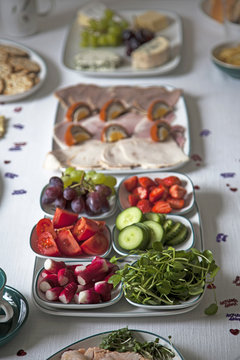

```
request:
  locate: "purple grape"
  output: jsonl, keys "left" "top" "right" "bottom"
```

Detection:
{"left": 71, "top": 196, "right": 85, "bottom": 213}
{"left": 95, "top": 184, "right": 112, "bottom": 198}
{"left": 49, "top": 176, "right": 63, "bottom": 189}
{"left": 86, "top": 191, "right": 110, "bottom": 215}
{"left": 135, "top": 28, "right": 154, "bottom": 43}
{"left": 63, "top": 187, "right": 77, "bottom": 201}
{"left": 43, "top": 186, "right": 63, "bottom": 203}
{"left": 42, "top": 192, "right": 54, "bottom": 205}
{"left": 122, "top": 29, "right": 134, "bottom": 42}
{"left": 54, "top": 197, "right": 67, "bottom": 209}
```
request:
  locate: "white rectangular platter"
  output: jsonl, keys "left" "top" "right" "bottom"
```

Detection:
{"left": 62, "top": 9, "right": 182, "bottom": 77}
{"left": 32, "top": 202, "right": 204, "bottom": 318}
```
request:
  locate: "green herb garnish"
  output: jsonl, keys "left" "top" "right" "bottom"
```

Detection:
{"left": 100, "top": 328, "right": 175, "bottom": 360}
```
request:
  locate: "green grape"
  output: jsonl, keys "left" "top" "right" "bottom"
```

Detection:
{"left": 99, "top": 18, "right": 109, "bottom": 31}
{"left": 97, "top": 35, "right": 108, "bottom": 46}
{"left": 64, "top": 167, "right": 75, "bottom": 176}
{"left": 61, "top": 175, "right": 72, "bottom": 188}
{"left": 84, "top": 170, "right": 97, "bottom": 181}
{"left": 120, "top": 19, "right": 129, "bottom": 29}
{"left": 89, "top": 19, "right": 99, "bottom": 31}
{"left": 80, "top": 38, "right": 89, "bottom": 47}
{"left": 89, "top": 34, "right": 98, "bottom": 47}
{"left": 81, "top": 30, "right": 90, "bottom": 40}
{"left": 92, "top": 173, "right": 106, "bottom": 184}
{"left": 108, "top": 24, "right": 122, "bottom": 36}
{"left": 104, "top": 175, "right": 117, "bottom": 187}
{"left": 106, "top": 33, "right": 118, "bottom": 46}
{"left": 70, "top": 170, "right": 84, "bottom": 183}
{"left": 104, "top": 8, "right": 114, "bottom": 20}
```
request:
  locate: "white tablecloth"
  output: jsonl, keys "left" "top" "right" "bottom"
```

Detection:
{"left": 0, "top": 1, "right": 239, "bottom": 359}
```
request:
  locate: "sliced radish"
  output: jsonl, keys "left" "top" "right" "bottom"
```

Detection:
{"left": 44, "top": 258, "right": 66, "bottom": 274}
{"left": 45, "top": 286, "right": 63, "bottom": 301}
{"left": 75, "top": 289, "right": 101, "bottom": 304}
{"left": 59, "top": 282, "right": 78, "bottom": 304}
{"left": 39, "top": 274, "right": 58, "bottom": 293}
{"left": 57, "top": 268, "right": 76, "bottom": 286}
{"left": 94, "top": 281, "right": 113, "bottom": 302}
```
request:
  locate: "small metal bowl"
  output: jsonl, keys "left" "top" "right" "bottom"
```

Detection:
{"left": 211, "top": 41, "right": 240, "bottom": 78}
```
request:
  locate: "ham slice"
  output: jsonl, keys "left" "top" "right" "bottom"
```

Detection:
{"left": 61, "top": 347, "right": 149, "bottom": 360}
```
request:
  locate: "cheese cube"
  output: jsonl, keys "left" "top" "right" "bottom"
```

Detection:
{"left": 131, "top": 36, "right": 170, "bottom": 70}
{"left": 134, "top": 11, "right": 169, "bottom": 32}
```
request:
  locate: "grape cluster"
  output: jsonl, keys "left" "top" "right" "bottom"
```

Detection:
{"left": 122, "top": 28, "right": 155, "bottom": 56}
{"left": 42, "top": 168, "right": 117, "bottom": 216}
{"left": 80, "top": 8, "right": 129, "bottom": 47}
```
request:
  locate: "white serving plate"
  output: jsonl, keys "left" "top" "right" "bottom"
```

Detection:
{"left": 46, "top": 329, "right": 184, "bottom": 360}
{"left": 125, "top": 291, "right": 204, "bottom": 310}
{"left": 62, "top": 9, "right": 182, "bottom": 78}
{"left": 0, "top": 38, "right": 47, "bottom": 102}
{"left": 118, "top": 171, "right": 195, "bottom": 214}
{"left": 34, "top": 263, "right": 122, "bottom": 310}
{"left": 40, "top": 184, "right": 117, "bottom": 219}
{"left": 31, "top": 203, "right": 205, "bottom": 317}
{"left": 52, "top": 84, "right": 190, "bottom": 174}
{"left": 30, "top": 222, "right": 112, "bottom": 261}
{"left": 112, "top": 214, "right": 195, "bottom": 257}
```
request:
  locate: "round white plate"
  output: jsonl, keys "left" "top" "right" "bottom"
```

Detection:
{"left": 0, "top": 38, "right": 47, "bottom": 102}
{"left": 34, "top": 265, "right": 122, "bottom": 310}
{"left": 117, "top": 171, "right": 195, "bottom": 215}
{"left": 112, "top": 214, "right": 195, "bottom": 257}
{"left": 47, "top": 329, "right": 184, "bottom": 360}
{"left": 29, "top": 222, "right": 112, "bottom": 261}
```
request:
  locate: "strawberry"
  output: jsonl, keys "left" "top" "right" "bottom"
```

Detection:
{"left": 167, "top": 197, "right": 185, "bottom": 209}
{"left": 133, "top": 186, "right": 148, "bottom": 199}
{"left": 128, "top": 193, "right": 139, "bottom": 206}
{"left": 136, "top": 199, "right": 152, "bottom": 213}
{"left": 152, "top": 200, "right": 172, "bottom": 214}
{"left": 162, "top": 176, "right": 181, "bottom": 187}
{"left": 123, "top": 176, "right": 138, "bottom": 192}
{"left": 149, "top": 186, "right": 166, "bottom": 203}
{"left": 138, "top": 176, "right": 156, "bottom": 188}
{"left": 169, "top": 184, "right": 187, "bottom": 199}
{"left": 154, "top": 178, "right": 165, "bottom": 186}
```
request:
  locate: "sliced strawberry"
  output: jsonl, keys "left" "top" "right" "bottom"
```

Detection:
{"left": 52, "top": 208, "right": 78, "bottom": 229}
{"left": 128, "top": 193, "right": 139, "bottom": 206}
{"left": 55, "top": 229, "right": 82, "bottom": 256}
{"left": 138, "top": 176, "right": 156, "bottom": 188}
{"left": 152, "top": 200, "right": 172, "bottom": 214}
{"left": 136, "top": 199, "right": 152, "bottom": 213}
{"left": 132, "top": 186, "right": 148, "bottom": 200}
{"left": 149, "top": 186, "right": 166, "bottom": 203}
{"left": 163, "top": 176, "right": 181, "bottom": 187}
{"left": 169, "top": 184, "right": 187, "bottom": 199}
{"left": 154, "top": 178, "right": 165, "bottom": 186}
{"left": 167, "top": 197, "right": 185, "bottom": 209}
{"left": 123, "top": 175, "right": 138, "bottom": 192}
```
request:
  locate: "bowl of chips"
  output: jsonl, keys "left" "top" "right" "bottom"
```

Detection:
{"left": 211, "top": 41, "right": 240, "bottom": 78}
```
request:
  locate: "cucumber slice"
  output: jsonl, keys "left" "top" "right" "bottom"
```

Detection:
{"left": 143, "top": 212, "right": 166, "bottom": 224}
{"left": 165, "top": 226, "right": 188, "bottom": 246}
{"left": 164, "top": 222, "right": 184, "bottom": 242}
{"left": 143, "top": 220, "right": 164, "bottom": 248}
{"left": 118, "top": 223, "right": 149, "bottom": 250}
{"left": 116, "top": 207, "right": 143, "bottom": 230}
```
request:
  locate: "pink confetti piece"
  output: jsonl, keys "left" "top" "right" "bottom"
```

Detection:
{"left": 230, "top": 188, "right": 238, "bottom": 192}
{"left": 17, "top": 349, "right": 27, "bottom": 356}
{"left": 191, "top": 154, "right": 202, "bottom": 162}
{"left": 14, "top": 142, "right": 27, "bottom": 146}
{"left": 229, "top": 329, "right": 239, "bottom": 335}
{"left": 220, "top": 298, "right": 238, "bottom": 308}
{"left": 207, "top": 283, "right": 216, "bottom": 289}
{"left": 233, "top": 276, "right": 240, "bottom": 286}
{"left": 14, "top": 107, "right": 22, "bottom": 112}
{"left": 194, "top": 185, "right": 200, "bottom": 190}
{"left": 4, "top": 160, "right": 11, "bottom": 164}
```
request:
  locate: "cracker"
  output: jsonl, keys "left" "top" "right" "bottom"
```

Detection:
{"left": 9, "top": 56, "right": 41, "bottom": 73}
{"left": 4, "top": 73, "right": 34, "bottom": 95}
{"left": 0, "top": 45, "right": 29, "bottom": 58}
{"left": 0, "top": 50, "right": 8, "bottom": 63}
{"left": 0, "top": 77, "right": 5, "bottom": 94}
{"left": 0, "top": 63, "right": 13, "bottom": 78}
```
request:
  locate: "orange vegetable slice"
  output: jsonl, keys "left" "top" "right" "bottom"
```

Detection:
{"left": 99, "top": 99, "right": 126, "bottom": 122}
{"left": 66, "top": 102, "right": 92, "bottom": 122}
{"left": 101, "top": 124, "right": 129, "bottom": 142}
{"left": 147, "top": 100, "right": 172, "bottom": 121}
{"left": 64, "top": 124, "right": 92, "bottom": 146}
{"left": 150, "top": 120, "right": 171, "bottom": 142}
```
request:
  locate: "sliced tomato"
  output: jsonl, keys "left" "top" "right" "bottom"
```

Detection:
{"left": 52, "top": 208, "right": 78, "bottom": 229}
{"left": 72, "top": 217, "right": 99, "bottom": 241}
{"left": 38, "top": 231, "right": 61, "bottom": 257}
{"left": 55, "top": 229, "right": 82, "bottom": 256}
{"left": 81, "top": 233, "right": 109, "bottom": 255}
{"left": 36, "top": 218, "right": 56, "bottom": 238}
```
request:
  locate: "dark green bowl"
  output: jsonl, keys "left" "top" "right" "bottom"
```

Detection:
{"left": 211, "top": 42, "right": 240, "bottom": 78}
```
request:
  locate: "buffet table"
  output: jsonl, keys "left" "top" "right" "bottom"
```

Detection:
{"left": 0, "top": 0, "right": 239, "bottom": 359}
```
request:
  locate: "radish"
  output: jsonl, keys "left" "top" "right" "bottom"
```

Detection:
{"left": 41, "top": 269, "right": 52, "bottom": 278}
{"left": 77, "top": 282, "right": 94, "bottom": 292}
{"left": 59, "top": 282, "right": 77, "bottom": 304}
{"left": 94, "top": 281, "right": 113, "bottom": 302}
{"left": 39, "top": 274, "right": 58, "bottom": 292}
{"left": 57, "top": 268, "right": 76, "bottom": 286}
{"left": 45, "top": 286, "right": 63, "bottom": 301}
{"left": 75, "top": 289, "right": 101, "bottom": 304}
{"left": 44, "top": 259, "right": 66, "bottom": 273}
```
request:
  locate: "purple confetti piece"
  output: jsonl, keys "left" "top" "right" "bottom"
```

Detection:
{"left": 9, "top": 146, "right": 22, "bottom": 151}
{"left": 220, "top": 172, "right": 236, "bottom": 178}
{"left": 4, "top": 172, "right": 19, "bottom": 179}
{"left": 216, "top": 233, "right": 228, "bottom": 242}
{"left": 12, "top": 189, "right": 27, "bottom": 195}
{"left": 200, "top": 129, "right": 211, "bottom": 136}
{"left": 14, "top": 107, "right": 22, "bottom": 112}
{"left": 13, "top": 123, "right": 24, "bottom": 129}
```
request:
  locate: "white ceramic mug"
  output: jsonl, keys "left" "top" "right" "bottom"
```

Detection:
{"left": 0, "top": 0, "right": 54, "bottom": 37}
{"left": 0, "top": 268, "right": 14, "bottom": 323}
